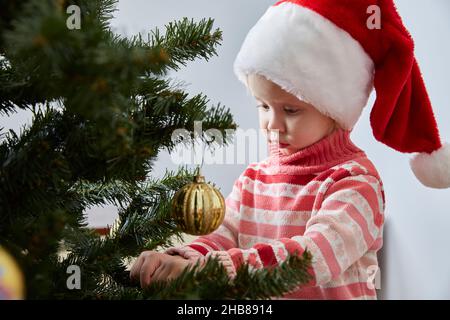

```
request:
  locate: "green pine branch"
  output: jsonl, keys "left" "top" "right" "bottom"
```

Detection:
{"left": 134, "top": 251, "right": 313, "bottom": 300}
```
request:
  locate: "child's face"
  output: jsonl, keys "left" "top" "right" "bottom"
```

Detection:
{"left": 248, "top": 74, "right": 337, "bottom": 156}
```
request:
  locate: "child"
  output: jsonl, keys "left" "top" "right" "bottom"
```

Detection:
{"left": 130, "top": 0, "right": 450, "bottom": 299}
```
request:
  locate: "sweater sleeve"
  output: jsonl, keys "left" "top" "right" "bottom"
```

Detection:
{"left": 163, "top": 174, "right": 243, "bottom": 263}
{"left": 206, "top": 174, "right": 385, "bottom": 284}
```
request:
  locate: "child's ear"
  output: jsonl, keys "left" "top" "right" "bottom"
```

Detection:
{"left": 331, "top": 120, "right": 342, "bottom": 133}
{"left": 334, "top": 121, "right": 342, "bottom": 130}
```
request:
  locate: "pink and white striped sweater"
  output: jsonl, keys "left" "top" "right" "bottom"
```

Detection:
{"left": 166, "top": 128, "right": 385, "bottom": 300}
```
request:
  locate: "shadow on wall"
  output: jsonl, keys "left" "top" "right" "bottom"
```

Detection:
{"left": 378, "top": 217, "right": 387, "bottom": 300}
{"left": 378, "top": 215, "right": 416, "bottom": 300}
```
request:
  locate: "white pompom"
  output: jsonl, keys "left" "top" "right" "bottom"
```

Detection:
{"left": 410, "top": 143, "right": 450, "bottom": 189}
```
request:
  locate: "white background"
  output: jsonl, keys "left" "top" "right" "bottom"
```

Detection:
{"left": 2, "top": 0, "right": 449, "bottom": 299}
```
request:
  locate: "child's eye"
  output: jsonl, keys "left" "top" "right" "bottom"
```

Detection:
{"left": 256, "top": 104, "right": 270, "bottom": 111}
{"left": 256, "top": 104, "right": 301, "bottom": 114}
{"left": 284, "top": 108, "right": 301, "bottom": 115}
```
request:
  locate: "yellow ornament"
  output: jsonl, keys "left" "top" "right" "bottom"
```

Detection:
{"left": 0, "top": 246, "right": 25, "bottom": 300}
{"left": 171, "top": 171, "right": 225, "bottom": 235}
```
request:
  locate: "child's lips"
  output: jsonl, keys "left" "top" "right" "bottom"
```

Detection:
{"left": 269, "top": 140, "right": 290, "bottom": 148}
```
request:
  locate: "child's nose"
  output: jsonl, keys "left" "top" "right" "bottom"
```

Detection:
{"left": 267, "top": 114, "right": 286, "bottom": 133}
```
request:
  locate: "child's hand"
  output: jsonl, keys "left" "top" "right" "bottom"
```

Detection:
{"left": 129, "top": 251, "right": 195, "bottom": 288}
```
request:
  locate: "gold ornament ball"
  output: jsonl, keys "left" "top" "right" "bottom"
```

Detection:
{"left": 171, "top": 173, "right": 225, "bottom": 235}
{"left": 0, "top": 246, "right": 25, "bottom": 300}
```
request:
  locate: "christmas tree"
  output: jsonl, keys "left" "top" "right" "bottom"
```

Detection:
{"left": 0, "top": 0, "right": 312, "bottom": 299}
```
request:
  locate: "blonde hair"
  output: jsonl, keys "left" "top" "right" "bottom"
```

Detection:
{"left": 244, "top": 73, "right": 254, "bottom": 97}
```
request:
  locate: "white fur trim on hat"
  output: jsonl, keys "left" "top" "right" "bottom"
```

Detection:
{"left": 410, "top": 144, "right": 450, "bottom": 189}
{"left": 234, "top": 2, "right": 375, "bottom": 130}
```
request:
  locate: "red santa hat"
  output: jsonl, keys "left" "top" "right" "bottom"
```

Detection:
{"left": 234, "top": 0, "right": 450, "bottom": 189}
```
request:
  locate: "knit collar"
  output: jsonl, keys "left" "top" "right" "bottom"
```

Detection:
{"left": 264, "top": 128, "right": 366, "bottom": 175}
